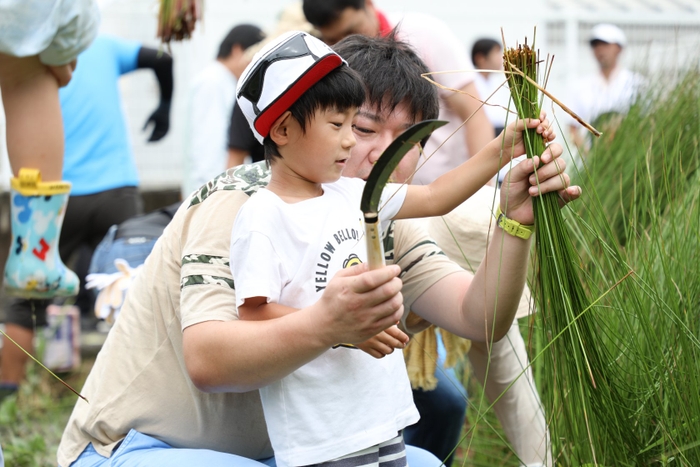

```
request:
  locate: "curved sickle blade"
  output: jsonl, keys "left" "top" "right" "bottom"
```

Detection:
{"left": 360, "top": 119, "right": 448, "bottom": 214}
{"left": 360, "top": 119, "right": 447, "bottom": 270}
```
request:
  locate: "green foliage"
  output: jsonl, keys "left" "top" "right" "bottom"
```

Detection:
{"left": 504, "top": 37, "right": 638, "bottom": 465}
{"left": 0, "top": 358, "right": 92, "bottom": 467}
{"left": 583, "top": 69, "right": 700, "bottom": 246}
{"left": 556, "top": 65, "right": 700, "bottom": 464}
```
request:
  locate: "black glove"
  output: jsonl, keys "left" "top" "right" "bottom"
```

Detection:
{"left": 143, "top": 102, "right": 171, "bottom": 142}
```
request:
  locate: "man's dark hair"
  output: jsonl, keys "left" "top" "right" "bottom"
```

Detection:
{"left": 332, "top": 31, "right": 439, "bottom": 123}
{"left": 471, "top": 38, "right": 501, "bottom": 66}
{"left": 263, "top": 65, "right": 365, "bottom": 163}
{"left": 217, "top": 24, "right": 265, "bottom": 59}
{"left": 303, "top": 0, "right": 365, "bottom": 28}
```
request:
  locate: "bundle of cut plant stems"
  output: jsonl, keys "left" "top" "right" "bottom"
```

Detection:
{"left": 503, "top": 38, "right": 642, "bottom": 464}
{"left": 157, "top": 0, "right": 200, "bottom": 44}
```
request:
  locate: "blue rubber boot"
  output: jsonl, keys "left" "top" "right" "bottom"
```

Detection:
{"left": 3, "top": 169, "right": 79, "bottom": 298}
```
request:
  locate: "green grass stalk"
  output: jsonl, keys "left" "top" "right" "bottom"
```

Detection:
{"left": 503, "top": 39, "right": 644, "bottom": 464}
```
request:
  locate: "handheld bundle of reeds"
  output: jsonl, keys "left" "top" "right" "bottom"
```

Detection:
{"left": 503, "top": 38, "right": 642, "bottom": 464}
{"left": 157, "top": 0, "right": 200, "bottom": 44}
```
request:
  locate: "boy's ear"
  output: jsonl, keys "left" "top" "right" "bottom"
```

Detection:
{"left": 269, "top": 111, "right": 294, "bottom": 147}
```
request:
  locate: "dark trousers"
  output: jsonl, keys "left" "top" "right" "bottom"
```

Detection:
{"left": 4, "top": 186, "right": 143, "bottom": 328}
{"left": 404, "top": 367, "right": 467, "bottom": 466}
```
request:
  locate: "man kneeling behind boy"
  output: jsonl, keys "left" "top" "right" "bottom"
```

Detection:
{"left": 57, "top": 32, "right": 577, "bottom": 467}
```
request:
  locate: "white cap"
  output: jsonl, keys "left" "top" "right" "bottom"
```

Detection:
{"left": 236, "top": 31, "right": 345, "bottom": 143}
{"left": 590, "top": 23, "right": 627, "bottom": 47}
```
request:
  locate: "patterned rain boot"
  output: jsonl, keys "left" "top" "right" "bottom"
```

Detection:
{"left": 3, "top": 168, "right": 79, "bottom": 298}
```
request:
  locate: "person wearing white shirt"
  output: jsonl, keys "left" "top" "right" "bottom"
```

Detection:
{"left": 568, "top": 23, "right": 645, "bottom": 148}
{"left": 471, "top": 38, "right": 525, "bottom": 184}
{"left": 183, "top": 24, "right": 265, "bottom": 196}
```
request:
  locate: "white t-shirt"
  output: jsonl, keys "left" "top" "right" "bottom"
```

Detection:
{"left": 473, "top": 72, "right": 512, "bottom": 130}
{"left": 184, "top": 61, "right": 237, "bottom": 196}
{"left": 389, "top": 12, "right": 476, "bottom": 185}
{"left": 569, "top": 66, "right": 645, "bottom": 127}
{"left": 230, "top": 177, "right": 417, "bottom": 467}
{"left": 0, "top": 0, "right": 99, "bottom": 66}
{"left": 472, "top": 72, "right": 525, "bottom": 182}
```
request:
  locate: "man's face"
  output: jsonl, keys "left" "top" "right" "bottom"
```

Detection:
{"left": 345, "top": 102, "right": 422, "bottom": 184}
{"left": 317, "top": 6, "right": 380, "bottom": 45}
{"left": 591, "top": 41, "right": 622, "bottom": 71}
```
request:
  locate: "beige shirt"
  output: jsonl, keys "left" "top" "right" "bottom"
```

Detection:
{"left": 390, "top": 12, "right": 476, "bottom": 185}
{"left": 423, "top": 185, "right": 533, "bottom": 319}
{"left": 57, "top": 162, "right": 461, "bottom": 467}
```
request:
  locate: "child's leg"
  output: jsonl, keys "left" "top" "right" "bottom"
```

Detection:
{"left": 0, "top": 323, "right": 35, "bottom": 388}
{"left": 0, "top": 52, "right": 64, "bottom": 180}
{"left": 0, "top": 53, "right": 79, "bottom": 298}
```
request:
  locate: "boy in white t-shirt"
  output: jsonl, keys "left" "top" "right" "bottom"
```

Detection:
{"left": 230, "top": 31, "right": 554, "bottom": 467}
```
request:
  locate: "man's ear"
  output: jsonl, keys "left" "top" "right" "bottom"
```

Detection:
{"left": 269, "top": 111, "right": 293, "bottom": 147}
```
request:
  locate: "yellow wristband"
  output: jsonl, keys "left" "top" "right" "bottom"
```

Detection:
{"left": 496, "top": 207, "right": 535, "bottom": 240}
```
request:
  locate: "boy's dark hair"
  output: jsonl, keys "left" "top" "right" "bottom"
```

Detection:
{"left": 303, "top": 0, "right": 366, "bottom": 28}
{"left": 332, "top": 31, "right": 439, "bottom": 123}
{"left": 471, "top": 38, "right": 501, "bottom": 66}
{"left": 217, "top": 24, "right": 265, "bottom": 59}
{"left": 263, "top": 64, "right": 365, "bottom": 163}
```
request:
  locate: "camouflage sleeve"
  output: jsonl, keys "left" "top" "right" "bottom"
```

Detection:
{"left": 384, "top": 219, "right": 463, "bottom": 334}
{"left": 180, "top": 162, "right": 271, "bottom": 330}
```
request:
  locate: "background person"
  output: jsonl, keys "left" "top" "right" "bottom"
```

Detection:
{"left": 0, "top": 34, "right": 173, "bottom": 398}
{"left": 568, "top": 23, "right": 645, "bottom": 148}
{"left": 471, "top": 38, "right": 511, "bottom": 137}
{"left": 183, "top": 24, "right": 265, "bottom": 196}
{"left": 0, "top": 0, "right": 100, "bottom": 298}
{"left": 303, "top": 0, "right": 495, "bottom": 186}
{"left": 471, "top": 37, "right": 525, "bottom": 185}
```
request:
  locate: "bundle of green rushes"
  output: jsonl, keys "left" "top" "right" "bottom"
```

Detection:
{"left": 503, "top": 41, "right": 643, "bottom": 464}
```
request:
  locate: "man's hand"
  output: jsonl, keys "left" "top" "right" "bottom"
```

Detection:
{"left": 143, "top": 102, "right": 171, "bottom": 141}
{"left": 312, "top": 263, "right": 405, "bottom": 348}
{"left": 499, "top": 143, "right": 581, "bottom": 225}
{"left": 356, "top": 325, "right": 409, "bottom": 359}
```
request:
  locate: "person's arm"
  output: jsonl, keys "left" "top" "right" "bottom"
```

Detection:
{"left": 409, "top": 146, "right": 581, "bottom": 342}
{"left": 237, "top": 296, "right": 296, "bottom": 320}
{"left": 396, "top": 114, "right": 554, "bottom": 219}
{"left": 183, "top": 263, "right": 405, "bottom": 393}
{"left": 137, "top": 47, "right": 173, "bottom": 141}
{"left": 445, "top": 80, "right": 496, "bottom": 158}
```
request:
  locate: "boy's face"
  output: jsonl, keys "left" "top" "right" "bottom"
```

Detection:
{"left": 346, "top": 102, "right": 422, "bottom": 184}
{"left": 281, "top": 107, "right": 358, "bottom": 184}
